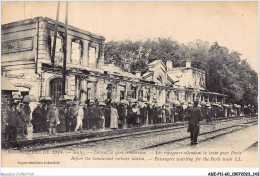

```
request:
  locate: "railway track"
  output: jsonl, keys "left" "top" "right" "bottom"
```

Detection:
{"left": 24, "top": 116, "right": 257, "bottom": 151}
{"left": 142, "top": 120, "right": 258, "bottom": 150}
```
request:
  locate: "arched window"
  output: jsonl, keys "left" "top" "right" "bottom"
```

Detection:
{"left": 50, "top": 78, "right": 63, "bottom": 105}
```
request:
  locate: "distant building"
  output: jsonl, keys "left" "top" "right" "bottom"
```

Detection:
{"left": 1, "top": 17, "right": 226, "bottom": 106}
{"left": 166, "top": 60, "right": 226, "bottom": 103}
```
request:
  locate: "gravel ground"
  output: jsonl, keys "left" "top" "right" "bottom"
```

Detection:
{"left": 61, "top": 117, "right": 257, "bottom": 151}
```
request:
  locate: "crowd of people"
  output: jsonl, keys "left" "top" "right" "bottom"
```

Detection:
{"left": 3, "top": 94, "right": 257, "bottom": 142}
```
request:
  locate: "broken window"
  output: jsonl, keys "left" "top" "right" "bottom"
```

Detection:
{"left": 88, "top": 42, "right": 100, "bottom": 68}
{"left": 71, "top": 38, "right": 83, "bottom": 65}
{"left": 49, "top": 32, "right": 64, "bottom": 63}
{"left": 89, "top": 46, "right": 96, "bottom": 68}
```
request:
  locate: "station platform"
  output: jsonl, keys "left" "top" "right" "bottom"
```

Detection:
{"left": 1, "top": 116, "right": 252, "bottom": 149}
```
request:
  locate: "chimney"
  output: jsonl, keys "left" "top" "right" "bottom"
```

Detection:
{"left": 135, "top": 71, "right": 141, "bottom": 78}
{"left": 166, "top": 60, "right": 172, "bottom": 70}
{"left": 186, "top": 59, "right": 191, "bottom": 68}
{"left": 124, "top": 63, "right": 131, "bottom": 73}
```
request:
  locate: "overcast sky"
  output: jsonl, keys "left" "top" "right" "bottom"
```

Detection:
{"left": 1, "top": 1, "right": 258, "bottom": 71}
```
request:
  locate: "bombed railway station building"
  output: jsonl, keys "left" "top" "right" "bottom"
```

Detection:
{"left": 2, "top": 17, "right": 226, "bottom": 110}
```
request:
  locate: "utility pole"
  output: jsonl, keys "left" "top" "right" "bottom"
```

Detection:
{"left": 62, "top": 2, "right": 68, "bottom": 95}
{"left": 51, "top": 1, "right": 60, "bottom": 66}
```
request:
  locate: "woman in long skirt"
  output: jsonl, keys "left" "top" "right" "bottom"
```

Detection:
{"left": 75, "top": 103, "right": 84, "bottom": 133}
{"left": 110, "top": 103, "right": 119, "bottom": 129}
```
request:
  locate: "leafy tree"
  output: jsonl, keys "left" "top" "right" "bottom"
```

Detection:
{"left": 104, "top": 39, "right": 258, "bottom": 107}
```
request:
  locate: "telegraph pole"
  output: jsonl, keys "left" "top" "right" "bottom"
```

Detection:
{"left": 62, "top": 2, "right": 68, "bottom": 95}
{"left": 51, "top": 1, "right": 60, "bottom": 66}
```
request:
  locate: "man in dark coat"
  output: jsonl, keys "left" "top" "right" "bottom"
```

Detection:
{"left": 141, "top": 104, "right": 148, "bottom": 125}
{"left": 152, "top": 105, "right": 159, "bottom": 125}
{"left": 165, "top": 104, "right": 171, "bottom": 123}
{"left": 6, "top": 102, "right": 19, "bottom": 142}
{"left": 16, "top": 100, "right": 26, "bottom": 139}
{"left": 170, "top": 105, "right": 175, "bottom": 123}
{"left": 126, "top": 105, "right": 133, "bottom": 127}
{"left": 187, "top": 100, "right": 203, "bottom": 145}
{"left": 57, "top": 103, "right": 67, "bottom": 133}
{"left": 83, "top": 104, "right": 89, "bottom": 130}
{"left": 205, "top": 104, "right": 212, "bottom": 123}
{"left": 178, "top": 106, "right": 184, "bottom": 122}
{"left": 173, "top": 106, "right": 179, "bottom": 122}
{"left": 105, "top": 104, "right": 111, "bottom": 128}
{"left": 117, "top": 103, "right": 126, "bottom": 129}
{"left": 40, "top": 102, "right": 49, "bottom": 131}
{"left": 31, "top": 102, "right": 42, "bottom": 133}
{"left": 70, "top": 102, "right": 79, "bottom": 131}
{"left": 147, "top": 104, "right": 153, "bottom": 124}
{"left": 88, "top": 102, "right": 95, "bottom": 130}
{"left": 93, "top": 102, "right": 102, "bottom": 130}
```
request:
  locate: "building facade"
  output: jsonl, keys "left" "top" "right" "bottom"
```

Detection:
{"left": 2, "top": 17, "right": 226, "bottom": 106}
{"left": 166, "top": 60, "right": 226, "bottom": 104}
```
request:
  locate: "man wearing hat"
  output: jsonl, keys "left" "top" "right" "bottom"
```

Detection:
{"left": 187, "top": 100, "right": 203, "bottom": 145}
{"left": 57, "top": 102, "right": 67, "bottom": 133}
{"left": 65, "top": 101, "right": 73, "bottom": 132}
{"left": 117, "top": 102, "right": 126, "bottom": 129}
{"left": 40, "top": 100, "right": 52, "bottom": 132}
{"left": 69, "top": 101, "right": 79, "bottom": 131}
{"left": 205, "top": 103, "right": 212, "bottom": 123}
{"left": 87, "top": 101, "right": 95, "bottom": 130}
{"left": 13, "top": 96, "right": 27, "bottom": 140}
{"left": 47, "top": 104, "right": 60, "bottom": 136}
{"left": 99, "top": 101, "right": 106, "bottom": 130}
{"left": 31, "top": 102, "right": 42, "bottom": 133}
{"left": 170, "top": 104, "right": 175, "bottom": 123}
{"left": 82, "top": 100, "right": 90, "bottom": 130}
{"left": 6, "top": 102, "right": 19, "bottom": 141}
{"left": 93, "top": 101, "right": 102, "bottom": 130}
{"left": 147, "top": 103, "right": 153, "bottom": 124}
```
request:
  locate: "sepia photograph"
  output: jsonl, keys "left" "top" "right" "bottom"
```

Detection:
{"left": 1, "top": 1, "right": 258, "bottom": 176}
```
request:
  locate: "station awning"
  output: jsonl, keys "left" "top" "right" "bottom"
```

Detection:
{"left": 1, "top": 77, "right": 19, "bottom": 91}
